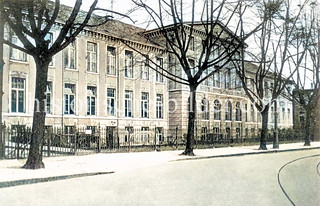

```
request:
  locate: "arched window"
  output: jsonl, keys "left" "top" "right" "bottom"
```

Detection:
{"left": 225, "top": 101, "right": 232, "bottom": 121}
{"left": 235, "top": 102, "right": 242, "bottom": 121}
{"left": 213, "top": 100, "right": 221, "bottom": 120}
{"left": 201, "top": 98, "right": 209, "bottom": 120}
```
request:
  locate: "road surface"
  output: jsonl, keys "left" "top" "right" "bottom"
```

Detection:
{"left": 0, "top": 149, "right": 319, "bottom": 206}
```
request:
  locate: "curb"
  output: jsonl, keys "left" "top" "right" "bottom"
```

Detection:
{"left": 0, "top": 171, "right": 114, "bottom": 189}
{"left": 173, "top": 146, "right": 320, "bottom": 162}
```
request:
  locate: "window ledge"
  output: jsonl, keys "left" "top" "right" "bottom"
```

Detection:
{"left": 9, "top": 59, "right": 29, "bottom": 64}
{"left": 65, "top": 68, "right": 78, "bottom": 71}
{"left": 86, "top": 71, "right": 99, "bottom": 75}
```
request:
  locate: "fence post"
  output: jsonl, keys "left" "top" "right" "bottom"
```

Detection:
{"left": 0, "top": 123, "right": 4, "bottom": 159}
{"left": 47, "top": 133, "right": 51, "bottom": 157}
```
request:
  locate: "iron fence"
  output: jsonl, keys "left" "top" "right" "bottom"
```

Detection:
{"left": 0, "top": 125, "right": 303, "bottom": 160}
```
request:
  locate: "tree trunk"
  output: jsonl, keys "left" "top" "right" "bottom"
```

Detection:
{"left": 23, "top": 59, "right": 49, "bottom": 169}
{"left": 181, "top": 85, "right": 197, "bottom": 156}
{"left": 304, "top": 109, "right": 311, "bottom": 146}
{"left": 259, "top": 107, "right": 269, "bottom": 150}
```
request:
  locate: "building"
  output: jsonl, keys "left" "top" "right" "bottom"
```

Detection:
{"left": 1, "top": 18, "right": 294, "bottom": 146}
{"left": 2, "top": 20, "right": 169, "bottom": 146}
{"left": 293, "top": 89, "right": 320, "bottom": 141}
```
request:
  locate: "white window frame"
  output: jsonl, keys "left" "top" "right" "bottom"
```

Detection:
{"left": 106, "top": 46, "right": 116, "bottom": 75}
{"left": 63, "top": 41, "right": 76, "bottom": 69}
{"left": 64, "top": 84, "right": 76, "bottom": 115}
{"left": 87, "top": 86, "right": 97, "bottom": 116}
{"left": 125, "top": 50, "right": 133, "bottom": 78}
{"left": 10, "top": 34, "right": 27, "bottom": 62}
{"left": 87, "top": 42, "right": 97, "bottom": 72}
{"left": 46, "top": 82, "right": 53, "bottom": 114}
{"left": 107, "top": 88, "right": 115, "bottom": 116}
{"left": 156, "top": 94, "right": 163, "bottom": 119}
{"left": 156, "top": 57, "right": 164, "bottom": 82}
{"left": 141, "top": 92, "right": 149, "bottom": 118}
{"left": 11, "top": 77, "right": 26, "bottom": 113}
{"left": 125, "top": 90, "right": 133, "bottom": 117}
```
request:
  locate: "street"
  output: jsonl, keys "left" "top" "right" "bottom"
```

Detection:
{"left": 1, "top": 149, "right": 319, "bottom": 206}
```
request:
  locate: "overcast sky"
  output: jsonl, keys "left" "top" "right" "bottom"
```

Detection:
{"left": 60, "top": 0, "right": 154, "bottom": 28}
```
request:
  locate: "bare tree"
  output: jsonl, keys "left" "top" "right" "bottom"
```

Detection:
{"left": 131, "top": 0, "right": 261, "bottom": 155}
{"left": 289, "top": 1, "right": 320, "bottom": 146}
{"left": 234, "top": 0, "right": 309, "bottom": 150}
{"left": 0, "top": 0, "right": 125, "bottom": 169}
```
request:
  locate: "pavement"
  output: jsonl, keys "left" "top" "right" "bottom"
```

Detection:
{"left": 0, "top": 142, "right": 320, "bottom": 187}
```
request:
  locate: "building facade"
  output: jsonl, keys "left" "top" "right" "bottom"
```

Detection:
{"left": 1, "top": 20, "right": 294, "bottom": 145}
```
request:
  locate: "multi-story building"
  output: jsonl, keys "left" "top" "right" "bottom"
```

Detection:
{"left": 142, "top": 23, "right": 293, "bottom": 142}
{"left": 1, "top": 19, "right": 294, "bottom": 145}
{"left": 2, "top": 20, "right": 169, "bottom": 146}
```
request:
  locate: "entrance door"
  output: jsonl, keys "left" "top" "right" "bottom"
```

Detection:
{"left": 106, "top": 127, "right": 115, "bottom": 149}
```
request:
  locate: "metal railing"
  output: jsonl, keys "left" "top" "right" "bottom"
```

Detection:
{"left": 0, "top": 125, "right": 303, "bottom": 160}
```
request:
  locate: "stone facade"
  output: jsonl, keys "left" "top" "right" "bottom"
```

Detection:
{"left": 1, "top": 20, "right": 294, "bottom": 144}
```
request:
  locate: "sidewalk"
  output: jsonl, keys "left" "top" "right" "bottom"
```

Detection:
{"left": 1, "top": 142, "right": 320, "bottom": 186}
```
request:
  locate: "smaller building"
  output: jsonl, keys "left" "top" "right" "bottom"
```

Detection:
{"left": 293, "top": 89, "right": 320, "bottom": 141}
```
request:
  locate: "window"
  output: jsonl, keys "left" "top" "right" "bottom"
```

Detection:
{"left": 87, "top": 42, "right": 97, "bottom": 72}
{"left": 225, "top": 70, "right": 231, "bottom": 89}
{"left": 213, "top": 100, "right": 221, "bottom": 120}
{"left": 201, "top": 98, "right": 209, "bottom": 120}
{"left": 125, "top": 126, "right": 134, "bottom": 142}
{"left": 189, "top": 36, "right": 195, "bottom": 51}
{"left": 87, "top": 86, "right": 97, "bottom": 115}
{"left": 235, "top": 102, "right": 242, "bottom": 121}
{"left": 156, "top": 57, "right": 164, "bottom": 82}
{"left": 225, "top": 101, "right": 232, "bottom": 121}
{"left": 251, "top": 104, "right": 255, "bottom": 122}
{"left": 10, "top": 34, "right": 27, "bottom": 61}
{"left": 125, "top": 90, "right": 133, "bottom": 117}
{"left": 63, "top": 41, "right": 76, "bottom": 69}
{"left": 141, "top": 56, "right": 149, "bottom": 80}
{"left": 213, "top": 127, "right": 221, "bottom": 139}
{"left": 264, "top": 82, "right": 269, "bottom": 97}
{"left": 64, "top": 84, "right": 75, "bottom": 115}
{"left": 156, "top": 94, "right": 163, "bottom": 119}
{"left": 46, "top": 82, "right": 52, "bottom": 114}
{"left": 245, "top": 104, "right": 248, "bottom": 122}
{"left": 45, "top": 33, "right": 54, "bottom": 66}
{"left": 64, "top": 126, "right": 75, "bottom": 136}
{"left": 11, "top": 77, "right": 25, "bottom": 113}
{"left": 125, "top": 50, "right": 133, "bottom": 78}
{"left": 156, "top": 127, "right": 163, "bottom": 142}
{"left": 106, "top": 46, "right": 116, "bottom": 75}
{"left": 188, "top": 58, "right": 197, "bottom": 76}
{"left": 213, "top": 71, "right": 220, "bottom": 88}
{"left": 236, "top": 128, "right": 241, "bottom": 139}
{"left": 287, "top": 108, "right": 291, "bottom": 119}
{"left": 141, "top": 92, "right": 149, "bottom": 118}
{"left": 201, "top": 127, "right": 207, "bottom": 140}
{"left": 141, "top": 127, "right": 149, "bottom": 142}
{"left": 107, "top": 88, "right": 115, "bottom": 116}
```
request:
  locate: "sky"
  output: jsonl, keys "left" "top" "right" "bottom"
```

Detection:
{"left": 60, "top": 0, "right": 154, "bottom": 28}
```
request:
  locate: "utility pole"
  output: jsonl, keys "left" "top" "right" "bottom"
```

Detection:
{"left": 0, "top": 1, "right": 5, "bottom": 159}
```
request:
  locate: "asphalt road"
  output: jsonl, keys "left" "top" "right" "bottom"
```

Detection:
{"left": 1, "top": 149, "right": 319, "bottom": 206}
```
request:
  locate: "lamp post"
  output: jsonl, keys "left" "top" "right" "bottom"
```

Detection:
{"left": 273, "top": 100, "right": 279, "bottom": 149}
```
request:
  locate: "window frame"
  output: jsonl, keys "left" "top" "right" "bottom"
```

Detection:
{"left": 11, "top": 77, "right": 26, "bottom": 113}
{"left": 125, "top": 90, "right": 133, "bottom": 117}
{"left": 87, "top": 86, "right": 97, "bottom": 116}
{"left": 86, "top": 42, "right": 98, "bottom": 73}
